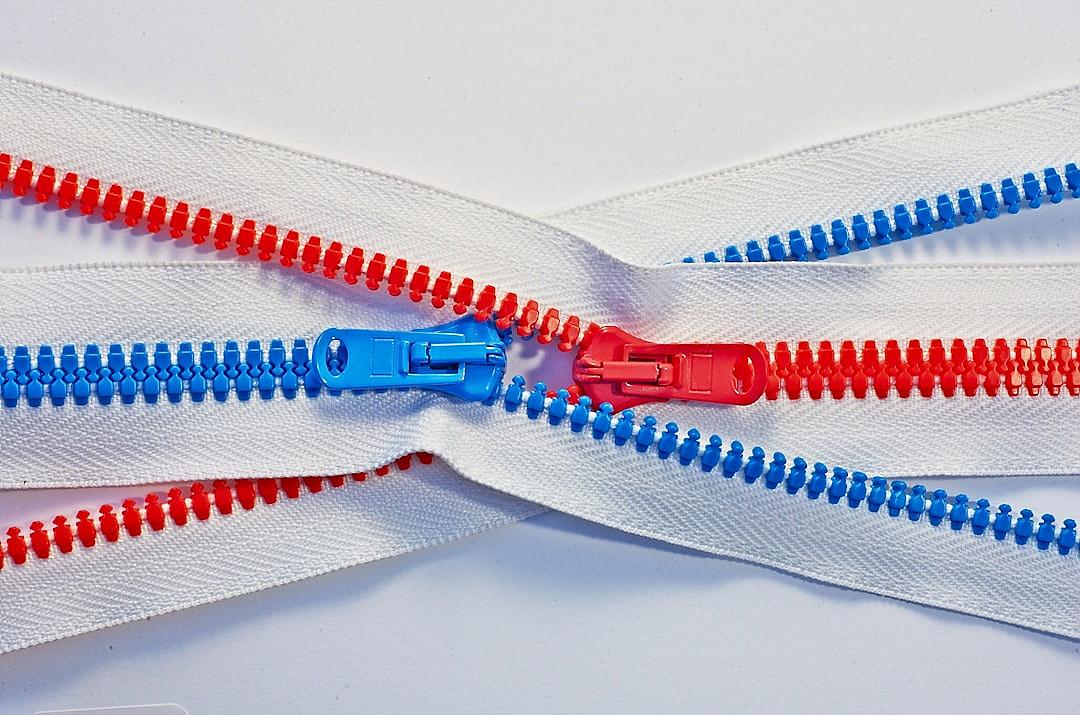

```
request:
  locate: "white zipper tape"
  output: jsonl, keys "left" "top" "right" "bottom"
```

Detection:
{"left": 0, "top": 261, "right": 1078, "bottom": 485}
{"left": 548, "top": 83, "right": 1080, "bottom": 264}
{"left": 5, "top": 360, "right": 1080, "bottom": 650}
{"left": 0, "top": 260, "right": 1079, "bottom": 646}
{"left": 0, "top": 457, "right": 541, "bottom": 654}
{"left": 2, "top": 74, "right": 1080, "bottom": 651}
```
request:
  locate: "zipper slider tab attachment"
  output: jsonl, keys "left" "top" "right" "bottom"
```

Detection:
{"left": 410, "top": 340, "right": 504, "bottom": 367}
{"left": 573, "top": 326, "right": 767, "bottom": 411}
{"left": 313, "top": 316, "right": 507, "bottom": 402}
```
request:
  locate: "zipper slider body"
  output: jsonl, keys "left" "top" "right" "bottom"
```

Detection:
{"left": 573, "top": 326, "right": 767, "bottom": 411}
{"left": 313, "top": 316, "right": 507, "bottom": 402}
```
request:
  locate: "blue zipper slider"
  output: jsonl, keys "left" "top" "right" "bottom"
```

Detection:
{"left": 312, "top": 316, "right": 507, "bottom": 402}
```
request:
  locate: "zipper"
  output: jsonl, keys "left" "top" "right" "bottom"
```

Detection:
{"left": 3, "top": 154, "right": 1079, "bottom": 410}
{"left": 1, "top": 156, "right": 1077, "bottom": 574}
{"left": 5, "top": 365, "right": 1078, "bottom": 575}
{"left": 9, "top": 328, "right": 1075, "bottom": 411}
{"left": 0, "top": 452, "right": 430, "bottom": 570}
{"left": 678, "top": 163, "right": 1080, "bottom": 264}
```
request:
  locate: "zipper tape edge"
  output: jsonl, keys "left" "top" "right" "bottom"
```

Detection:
{"left": 0, "top": 455, "right": 546, "bottom": 655}
{"left": 0, "top": 72, "right": 600, "bottom": 267}
{"left": 497, "top": 382, "right": 1080, "bottom": 561}
{"left": 679, "top": 162, "right": 1080, "bottom": 264}
{"left": 547, "top": 82, "right": 1080, "bottom": 221}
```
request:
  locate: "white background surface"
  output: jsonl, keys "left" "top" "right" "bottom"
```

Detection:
{"left": 2, "top": 2, "right": 1080, "bottom": 712}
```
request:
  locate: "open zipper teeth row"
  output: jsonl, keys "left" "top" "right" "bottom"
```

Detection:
{"left": 1, "top": 152, "right": 1077, "bottom": 574}
{"left": 0, "top": 154, "right": 596, "bottom": 352}
{"left": 757, "top": 337, "right": 1080, "bottom": 400}
{"left": 681, "top": 162, "right": 1080, "bottom": 264}
{"left": 502, "top": 378, "right": 1080, "bottom": 559}
{"left": 0, "top": 453, "right": 430, "bottom": 571}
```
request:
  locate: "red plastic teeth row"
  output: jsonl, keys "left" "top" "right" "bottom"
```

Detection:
{"left": 0, "top": 453, "right": 432, "bottom": 571}
{"left": 759, "top": 338, "right": 1080, "bottom": 400}
{"left": 0, "top": 155, "right": 594, "bottom": 352}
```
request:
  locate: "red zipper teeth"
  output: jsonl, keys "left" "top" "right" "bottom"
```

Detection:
{"left": 7, "top": 156, "right": 1079, "bottom": 404}
{"left": 0, "top": 452, "right": 433, "bottom": 571}
{"left": 0, "top": 155, "right": 596, "bottom": 352}
{"left": 758, "top": 338, "right": 1080, "bottom": 400}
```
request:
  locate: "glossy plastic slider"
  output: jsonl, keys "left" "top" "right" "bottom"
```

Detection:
{"left": 313, "top": 316, "right": 507, "bottom": 402}
{"left": 573, "top": 326, "right": 767, "bottom": 411}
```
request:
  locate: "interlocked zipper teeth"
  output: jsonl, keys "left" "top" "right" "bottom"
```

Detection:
{"left": 757, "top": 337, "right": 1080, "bottom": 400}
{"left": 0, "top": 155, "right": 596, "bottom": 352}
{"left": 501, "top": 376, "right": 1080, "bottom": 558}
{"left": 681, "top": 163, "right": 1080, "bottom": 264}
{"left": 0, "top": 453, "right": 432, "bottom": 571}
{"left": 0, "top": 339, "right": 324, "bottom": 407}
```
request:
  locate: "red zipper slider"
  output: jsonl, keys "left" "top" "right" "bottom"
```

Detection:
{"left": 572, "top": 326, "right": 768, "bottom": 411}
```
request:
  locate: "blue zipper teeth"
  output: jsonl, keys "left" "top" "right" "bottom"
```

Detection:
{"left": 680, "top": 163, "right": 1080, "bottom": 264}
{"left": 0, "top": 339, "right": 324, "bottom": 406}
{"left": 501, "top": 376, "right": 1080, "bottom": 559}
{"left": 8, "top": 339, "right": 1077, "bottom": 559}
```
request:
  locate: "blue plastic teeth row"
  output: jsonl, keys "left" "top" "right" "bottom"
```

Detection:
{"left": 502, "top": 376, "right": 1080, "bottom": 558}
{"left": 681, "top": 163, "right": 1080, "bottom": 264}
{"left": 9, "top": 338, "right": 1077, "bottom": 558}
{"left": 0, "top": 340, "right": 323, "bottom": 406}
